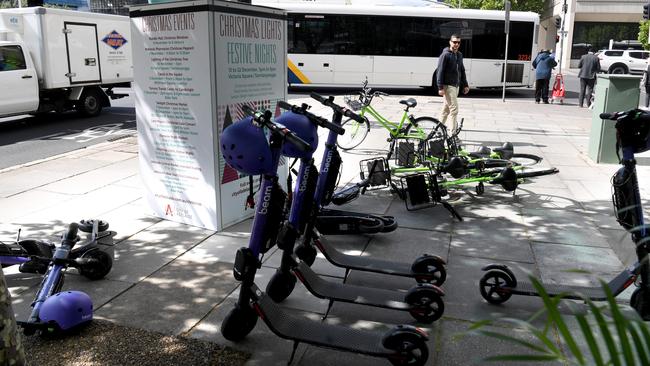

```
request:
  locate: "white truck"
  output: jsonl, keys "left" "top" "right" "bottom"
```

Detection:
{"left": 0, "top": 7, "right": 133, "bottom": 118}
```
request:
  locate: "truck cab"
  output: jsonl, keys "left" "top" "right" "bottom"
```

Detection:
{"left": 0, "top": 41, "right": 39, "bottom": 116}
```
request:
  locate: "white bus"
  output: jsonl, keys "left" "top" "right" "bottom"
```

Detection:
{"left": 257, "top": 3, "right": 539, "bottom": 89}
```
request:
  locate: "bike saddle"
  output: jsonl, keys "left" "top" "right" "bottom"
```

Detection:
{"left": 493, "top": 142, "right": 514, "bottom": 160}
{"left": 469, "top": 145, "right": 492, "bottom": 158}
{"left": 399, "top": 98, "right": 417, "bottom": 108}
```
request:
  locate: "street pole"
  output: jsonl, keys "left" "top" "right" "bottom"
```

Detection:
{"left": 558, "top": 0, "right": 567, "bottom": 74}
{"left": 502, "top": 0, "right": 510, "bottom": 102}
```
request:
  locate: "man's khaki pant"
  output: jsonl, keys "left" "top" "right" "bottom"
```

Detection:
{"left": 440, "top": 85, "right": 460, "bottom": 133}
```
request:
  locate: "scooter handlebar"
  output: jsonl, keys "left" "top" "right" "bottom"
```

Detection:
{"left": 277, "top": 100, "right": 345, "bottom": 135}
{"left": 242, "top": 105, "right": 313, "bottom": 153}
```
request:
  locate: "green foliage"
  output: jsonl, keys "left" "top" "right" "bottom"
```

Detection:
{"left": 468, "top": 276, "right": 650, "bottom": 365}
{"left": 443, "top": 0, "right": 544, "bottom": 14}
{"left": 640, "top": 20, "right": 650, "bottom": 50}
{"left": 0, "top": 0, "right": 25, "bottom": 8}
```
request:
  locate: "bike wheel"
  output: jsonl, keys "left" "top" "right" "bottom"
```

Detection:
{"left": 510, "top": 153, "right": 542, "bottom": 166}
{"left": 337, "top": 117, "right": 370, "bottom": 150}
{"left": 405, "top": 116, "right": 444, "bottom": 140}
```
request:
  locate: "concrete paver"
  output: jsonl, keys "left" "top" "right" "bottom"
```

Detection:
{"left": 2, "top": 84, "right": 650, "bottom": 365}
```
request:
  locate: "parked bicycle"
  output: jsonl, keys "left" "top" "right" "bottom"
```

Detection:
{"left": 337, "top": 79, "right": 439, "bottom": 153}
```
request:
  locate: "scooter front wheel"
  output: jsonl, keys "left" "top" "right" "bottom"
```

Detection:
{"left": 78, "top": 249, "right": 113, "bottom": 280}
{"left": 266, "top": 270, "right": 297, "bottom": 303}
{"left": 295, "top": 244, "right": 317, "bottom": 266}
{"left": 479, "top": 270, "right": 514, "bottom": 304}
{"left": 221, "top": 304, "right": 258, "bottom": 342}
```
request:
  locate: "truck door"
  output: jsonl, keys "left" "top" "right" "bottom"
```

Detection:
{"left": 0, "top": 44, "right": 39, "bottom": 115}
{"left": 64, "top": 22, "right": 101, "bottom": 84}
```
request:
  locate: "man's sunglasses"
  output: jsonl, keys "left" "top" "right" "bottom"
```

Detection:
{"left": 451, "top": 41, "right": 461, "bottom": 44}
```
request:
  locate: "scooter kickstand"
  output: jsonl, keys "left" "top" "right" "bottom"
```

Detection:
{"left": 322, "top": 299, "right": 335, "bottom": 321}
{"left": 287, "top": 340, "right": 301, "bottom": 365}
{"left": 442, "top": 201, "right": 463, "bottom": 221}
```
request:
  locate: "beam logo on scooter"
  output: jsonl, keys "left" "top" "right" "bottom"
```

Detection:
{"left": 258, "top": 184, "right": 274, "bottom": 215}
{"left": 322, "top": 150, "right": 333, "bottom": 173}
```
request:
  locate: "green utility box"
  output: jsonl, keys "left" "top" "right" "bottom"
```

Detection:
{"left": 588, "top": 74, "right": 641, "bottom": 164}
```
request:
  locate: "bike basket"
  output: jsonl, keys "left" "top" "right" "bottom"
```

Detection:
{"left": 394, "top": 141, "right": 416, "bottom": 167}
{"left": 399, "top": 173, "right": 435, "bottom": 211}
{"left": 427, "top": 138, "right": 446, "bottom": 160}
{"left": 611, "top": 167, "right": 641, "bottom": 232}
{"left": 344, "top": 96, "right": 364, "bottom": 111}
{"left": 260, "top": 181, "right": 288, "bottom": 254}
{"left": 321, "top": 150, "right": 342, "bottom": 206}
{"left": 360, "top": 158, "right": 390, "bottom": 189}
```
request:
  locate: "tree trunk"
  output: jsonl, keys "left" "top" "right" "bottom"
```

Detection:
{"left": 0, "top": 269, "right": 26, "bottom": 366}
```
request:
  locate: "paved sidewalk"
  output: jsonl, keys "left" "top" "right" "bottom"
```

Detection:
{"left": 3, "top": 91, "right": 650, "bottom": 365}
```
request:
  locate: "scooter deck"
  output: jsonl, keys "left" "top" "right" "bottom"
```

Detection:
{"left": 508, "top": 281, "right": 607, "bottom": 301}
{"left": 295, "top": 262, "right": 410, "bottom": 310}
{"left": 255, "top": 291, "right": 394, "bottom": 357}
{"left": 313, "top": 234, "right": 415, "bottom": 278}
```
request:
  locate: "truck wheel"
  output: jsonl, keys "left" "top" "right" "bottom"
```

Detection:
{"left": 77, "top": 89, "right": 103, "bottom": 117}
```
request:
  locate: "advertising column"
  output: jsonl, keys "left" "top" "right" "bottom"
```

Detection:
{"left": 214, "top": 10, "right": 287, "bottom": 228}
{"left": 131, "top": 0, "right": 286, "bottom": 231}
{"left": 133, "top": 8, "right": 219, "bottom": 229}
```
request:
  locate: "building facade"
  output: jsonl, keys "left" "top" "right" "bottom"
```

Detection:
{"left": 540, "top": 0, "right": 646, "bottom": 69}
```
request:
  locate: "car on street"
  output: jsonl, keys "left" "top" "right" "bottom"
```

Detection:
{"left": 597, "top": 49, "right": 650, "bottom": 75}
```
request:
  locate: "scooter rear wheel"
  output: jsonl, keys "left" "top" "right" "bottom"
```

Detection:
{"left": 406, "top": 289, "right": 444, "bottom": 323}
{"left": 387, "top": 332, "right": 429, "bottom": 366}
{"left": 479, "top": 270, "right": 514, "bottom": 304}
{"left": 221, "top": 304, "right": 258, "bottom": 342}
{"left": 78, "top": 219, "right": 109, "bottom": 233}
{"left": 412, "top": 257, "right": 447, "bottom": 287}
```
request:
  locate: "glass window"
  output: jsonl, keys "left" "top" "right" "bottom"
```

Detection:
{"left": 571, "top": 22, "right": 639, "bottom": 60}
{"left": 287, "top": 14, "right": 533, "bottom": 61}
{"left": 0, "top": 45, "right": 26, "bottom": 72}
{"left": 604, "top": 51, "right": 623, "bottom": 56}
{"left": 629, "top": 51, "right": 644, "bottom": 59}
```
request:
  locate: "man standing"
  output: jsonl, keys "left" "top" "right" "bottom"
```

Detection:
{"left": 437, "top": 34, "right": 469, "bottom": 133}
{"left": 578, "top": 48, "right": 600, "bottom": 108}
{"left": 532, "top": 49, "right": 557, "bottom": 104}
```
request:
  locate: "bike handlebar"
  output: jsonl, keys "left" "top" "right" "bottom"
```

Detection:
{"left": 242, "top": 105, "right": 313, "bottom": 153}
{"left": 277, "top": 101, "right": 345, "bottom": 135}
{"left": 310, "top": 92, "right": 365, "bottom": 123}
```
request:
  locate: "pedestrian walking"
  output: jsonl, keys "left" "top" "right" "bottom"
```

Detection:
{"left": 642, "top": 58, "right": 650, "bottom": 108}
{"left": 577, "top": 48, "right": 600, "bottom": 108}
{"left": 532, "top": 49, "right": 557, "bottom": 104}
{"left": 436, "top": 34, "right": 469, "bottom": 133}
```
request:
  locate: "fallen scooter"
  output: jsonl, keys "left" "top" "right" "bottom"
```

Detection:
{"left": 478, "top": 109, "right": 650, "bottom": 320}
{"left": 219, "top": 106, "right": 430, "bottom": 365}
{"left": 11, "top": 220, "right": 116, "bottom": 335}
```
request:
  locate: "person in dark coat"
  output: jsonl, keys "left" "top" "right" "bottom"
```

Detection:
{"left": 436, "top": 34, "right": 469, "bottom": 133}
{"left": 578, "top": 48, "right": 601, "bottom": 108}
{"left": 532, "top": 49, "right": 557, "bottom": 104}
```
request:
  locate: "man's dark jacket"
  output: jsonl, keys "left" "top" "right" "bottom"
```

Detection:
{"left": 436, "top": 47, "right": 468, "bottom": 90}
{"left": 578, "top": 52, "right": 600, "bottom": 80}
